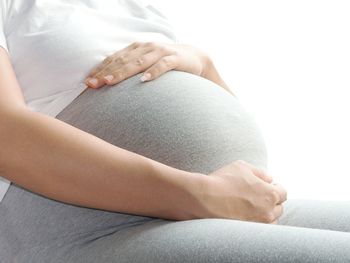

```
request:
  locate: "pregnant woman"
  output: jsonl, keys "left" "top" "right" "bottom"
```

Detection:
{"left": 1, "top": 1, "right": 350, "bottom": 262}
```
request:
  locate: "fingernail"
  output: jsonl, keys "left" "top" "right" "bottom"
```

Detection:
{"left": 87, "top": 78, "right": 98, "bottom": 86}
{"left": 140, "top": 73, "right": 151, "bottom": 82}
{"left": 104, "top": 75, "right": 114, "bottom": 82}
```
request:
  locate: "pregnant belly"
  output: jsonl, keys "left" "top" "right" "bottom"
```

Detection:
{"left": 56, "top": 71, "right": 267, "bottom": 174}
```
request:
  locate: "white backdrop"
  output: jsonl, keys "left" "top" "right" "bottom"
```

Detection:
{"left": 149, "top": 0, "right": 350, "bottom": 200}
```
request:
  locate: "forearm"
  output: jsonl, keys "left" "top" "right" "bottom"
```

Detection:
{"left": 0, "top": 108, "right": 206, "bottom": 220}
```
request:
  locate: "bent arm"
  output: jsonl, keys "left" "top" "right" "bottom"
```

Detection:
{"left": 0, "top": 48, "right": 205, "bottom": 221}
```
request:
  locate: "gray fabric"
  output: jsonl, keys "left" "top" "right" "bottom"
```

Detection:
{"left": 1, "top": 71, "right": 350, "bottom": 262}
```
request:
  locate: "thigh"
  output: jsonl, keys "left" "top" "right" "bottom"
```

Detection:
{"left": 66, "top": 217, "right": 350, "bottom": 263}
{"left": 64, "top": 198, "right": 350, "bottom": 263}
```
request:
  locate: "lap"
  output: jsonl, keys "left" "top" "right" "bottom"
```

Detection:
{"left": 3, "top": 185, "right": 349, "bottom": 263}
{"left": 2, "top": 71, "right": 349, "bottom": 262}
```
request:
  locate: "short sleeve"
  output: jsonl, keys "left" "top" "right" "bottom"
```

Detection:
{"left": 0, "top": 0, "right": 8, "bottom": 51}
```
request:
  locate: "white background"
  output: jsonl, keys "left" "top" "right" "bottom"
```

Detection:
{"left": 149, "top": 0, "right": 350, "bottom": 200}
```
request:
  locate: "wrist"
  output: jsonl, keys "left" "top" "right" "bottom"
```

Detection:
{"left": 146, "top": 156, "right": 210, "bottom": 220}
{"left": 201, "top": 56, "right": 235, "bottom": 96}
{"left": 166, "top": 168, "right": 211, "bottom": 220}
{"left": 180, "top": 172, "right": 212, "bottom": 220}
{"left": 184, "top": 173, "right": 220, "bottom": 219}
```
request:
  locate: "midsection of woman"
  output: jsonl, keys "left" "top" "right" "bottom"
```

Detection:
{"left": 3, "top": 70, "right": 350, "bottom": 263}
{"left": 0, "top": 69, "right": 268, "bottom": 262}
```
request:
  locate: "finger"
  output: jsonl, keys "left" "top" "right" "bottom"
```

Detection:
{"left": 102, "top": 50, "right": 167, "bottom": 86}
{"left": 86, "top": 49, "right": 145, "bottom": 89}
{"left": 85, "top": 53, "right": 127, "bottom": 89}
{"left": 89, "top": 42, "right": 168, "bottom": 81}
{"left": 89, "top": 44, "right": 170, "bottom": 88}
{"left": 238, "top": 161, "right": 273, "bottom": 183}
{"left": 87, "top": 55, "right": 115, "bottom": 79}
{"left": 87, "top": 43, "right": 176, "bottom": 88}
{"left": 252, "top": 168, "right": 273, "bottom": 184}
{"left": 140, "top": 55, "right": 178, "bottom": 82}
{"left": 271, "top": 183, "right": 288, "bottom": 204}
{"left": 87, "top": 42, "right": 140, "bottom": 78}
{"left": 88, "top": 54, "right": 131, "bottom": 88}
{"left": 85, "top": 43, "right": 144, "bottom": 88}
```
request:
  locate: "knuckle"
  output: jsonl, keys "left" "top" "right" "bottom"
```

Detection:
{"left": 116, "top": 55, "right": 128, "bottom": 65}
{"left": 161, "top": 57, "right": 172, "bottom": 68}
{"left": 111, "top": 70, "right": 125, "bottom": 81}
{"left": 103, "top": 56, "right": 113, "bottom": 64}
{"left": 134, "top": 57, "right": 145, "bottom": 66}
{"left": 132, "top": 41, "right": 141, "bottom": 48}
{"left": 263, "top": 194, "right": 273, "bottom": 204}
{"left": 268, "top": 190, "right": 280, "bottom": 204}
{"left": 116, "top": 71, "right": 125, "bottom": 80}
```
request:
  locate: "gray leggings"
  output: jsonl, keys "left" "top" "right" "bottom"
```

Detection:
{"left": 1, "top": 71, "right": 350, "bottom": 262}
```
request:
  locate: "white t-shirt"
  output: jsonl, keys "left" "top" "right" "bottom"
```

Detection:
{"left": 0, "top": 0, "right": 177, "bottom": 203}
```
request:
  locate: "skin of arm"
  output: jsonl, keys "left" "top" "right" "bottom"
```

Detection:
{"left": 0, "top": 48, "right": 207, "bottom": 221}
{"left": 201, "top": 55, "right": 235, "bottom": 96}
